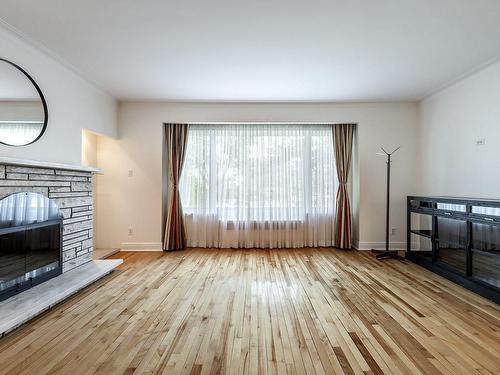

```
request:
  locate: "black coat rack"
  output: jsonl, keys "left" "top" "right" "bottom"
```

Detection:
{"left": 372, "top": 146, "right": 403, "bottom": 260}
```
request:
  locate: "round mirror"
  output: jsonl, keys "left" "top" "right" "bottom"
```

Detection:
{"left": 0, "top": 58, "right": 48, "bottom": 146}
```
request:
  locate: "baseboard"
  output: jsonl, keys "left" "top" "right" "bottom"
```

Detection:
{"left": 120, "top": 241, "right": 409, "bottom": 251}
{"left": 352, "top": 239, "right": 360, "bottom": 250}
{"left": 93, "top": 248, "right": 121, "bottom": 259}
{"left": 120, "top": 242, "right": 163, "bottom": 251}
{"left": 354, "top": 241, "right": 408, "bottom": 251}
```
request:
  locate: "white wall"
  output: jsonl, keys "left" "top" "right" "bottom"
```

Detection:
{"left": 0, "top": 26, "right": 117, "bottom": 165}
{"left": 96, "top": 102, "right": 418, "bottom": 250}
{"left": 81, "top": 129, "right": 98, "bottom": 168}
{"left": 419, "top": 60, "right": 500, "bottom": 198}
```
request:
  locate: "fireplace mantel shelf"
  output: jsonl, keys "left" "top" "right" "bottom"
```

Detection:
{"left": 0, "top": 157, "right": 102, "bottom": 173}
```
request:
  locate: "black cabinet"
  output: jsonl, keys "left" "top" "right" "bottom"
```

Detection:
{"left": 407, "top": 196, "right": 500, "bottom": 303}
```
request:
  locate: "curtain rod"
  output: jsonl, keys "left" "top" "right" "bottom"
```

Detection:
{"left": 177, "top": 122, "right": 357, "bottom": 125}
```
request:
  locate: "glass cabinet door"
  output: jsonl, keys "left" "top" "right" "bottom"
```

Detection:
{"left": 472, "top": 223, "right": 500, "bottom": 288}
{"left": 410, "top": 232, "right": 433, "bottom": 259}
{"left": 435, "top": 217, "right": 468, "bottom": 274}
{"left": 409, "top": 212, "right": 433, "bottom": 259}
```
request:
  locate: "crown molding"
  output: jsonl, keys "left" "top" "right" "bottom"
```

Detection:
{"left": 0, "top": 18, "right": 115, "bottom": 99}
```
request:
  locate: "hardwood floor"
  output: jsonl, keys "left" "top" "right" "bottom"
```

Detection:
{"left": 0, "top": 249, "right": 499, "bottom": 375}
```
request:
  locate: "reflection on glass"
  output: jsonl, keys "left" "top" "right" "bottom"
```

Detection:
{"left": 472, "top": 206, "right": 500, "bottom": 216}
{"left": 437, "top": 217, "right": 467, "bottom": 248}
{"left": 0, "top": 60, "right": 45, "bottom": 146}
{"left": 436, "top": 203, "right": 466, "bottom": 212}
{"left": 471, "top": 217, "right": 500, "bottom": 287}
{"left": 410, "top": 232, "right": 432, "bottom": 255}
{"left": 410, "top": 212, "right": 432, "bottom": 235}
{"left": 410, "top": 199, "right": 433, "bottom": 209}
{"left": 472, "top": 251, "right": 500, "bottom": 288}
{"left": 472, "top": 223, "right": 500, "bottom": 252}
{"left": 436, "top": 217, "right": 467, "bottom": 274}
{"left": 0, "top": 192, "right": 61, "bottom": 229}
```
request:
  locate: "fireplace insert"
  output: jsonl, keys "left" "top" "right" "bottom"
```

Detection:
{"left": 0, "top": 192, "right": 63, "bottom": 301}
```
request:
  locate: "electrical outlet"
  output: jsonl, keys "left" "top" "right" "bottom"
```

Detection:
{"left": 128, "top": 228, "right": 133, "bottom": 236}
{"left": 476, "top": 138, "right": 486, "bottom": 146}
{"left": 391, "top": 228, "right": 396, "bottom": 235}
{"left": 128, "top": 169, "right": 134, "bottom": 177}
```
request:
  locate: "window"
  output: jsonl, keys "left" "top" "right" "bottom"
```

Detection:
{"left": 180, "top": 124, "right": 337, "bottom": 248}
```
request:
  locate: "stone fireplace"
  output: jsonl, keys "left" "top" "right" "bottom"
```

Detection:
{"left": 0, "top": 161, "right": 95, "bottom": 272}
{"left": 0, "top": 157, "right": 122, "bottom": 336}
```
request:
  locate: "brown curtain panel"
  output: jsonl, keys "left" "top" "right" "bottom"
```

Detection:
{"left": 163, "top": 123, "right": 189, "bottom": 251}
{"left": 333, "top": 124, "right": 355, "bottom": 249}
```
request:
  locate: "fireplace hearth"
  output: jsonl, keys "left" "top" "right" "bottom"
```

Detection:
{"left": 0, "top": 192, "right": 63, "bottom": 301}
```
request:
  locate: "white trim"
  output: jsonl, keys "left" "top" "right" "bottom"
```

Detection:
{"left": 352, "top": 238, "right": 360, "bottom": 249}
{"left": 120, "top": 240, "right": 410, "bottom": 251}
{"left": 0, "top": 157, "right": 101, "bottom": 173}
{"left": 120, "top": 242, "right": 163, "bottom": 251}
{"left": 420, "top": 53, "right": 500, "bottom": 100}
{"left": 353, "top": 241, "right": 408, "bottom": 251}
{"left": 0, "top": 19, "right": 112, "bottom": 96}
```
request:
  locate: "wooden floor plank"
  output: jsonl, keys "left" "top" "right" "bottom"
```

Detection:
{"left": 0, "top": 248, "right": 499, "bottom": 375}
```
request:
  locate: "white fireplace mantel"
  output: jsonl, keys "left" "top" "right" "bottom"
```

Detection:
{"left": 0, "top": 157, "right": 102, "bottom": 173}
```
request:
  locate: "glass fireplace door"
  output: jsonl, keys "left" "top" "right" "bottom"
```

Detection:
{"left": 0, "top": 229, "right": 27, "bottom": 294}
{"left": 25, "top": 223, "right": 61, "bottom": 280}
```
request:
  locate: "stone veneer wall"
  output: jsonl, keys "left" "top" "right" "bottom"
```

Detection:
{"left": 0, "top": 163, "right": 94, "bottom": 272}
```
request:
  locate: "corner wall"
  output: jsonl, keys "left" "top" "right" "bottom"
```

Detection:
{"left": 95, "top": 102, "right": 418, "bottom": 250}
{"left": 418, "top": 60, "right": 500, "bottom": 197}
{"left": 0, "top": 26, "right": 117, "bottom": 165}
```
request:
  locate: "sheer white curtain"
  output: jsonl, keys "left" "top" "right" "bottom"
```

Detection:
{"left": 180, "top": 124, "right": 337, "bottom": 248}
{"left": 0, "top": 122, "right": 43, "bottom": 145}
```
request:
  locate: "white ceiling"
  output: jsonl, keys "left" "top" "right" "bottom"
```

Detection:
{"left": 1, "top": 0, "right": 500, "bottom": 102}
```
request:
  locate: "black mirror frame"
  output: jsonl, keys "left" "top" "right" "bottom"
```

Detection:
{"left": 0, "top": 57, "right": 48, "bottom": 147}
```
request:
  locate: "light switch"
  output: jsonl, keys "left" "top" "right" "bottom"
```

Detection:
{"left": 128, "top": 169, "right": 133, "bottom": 177}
